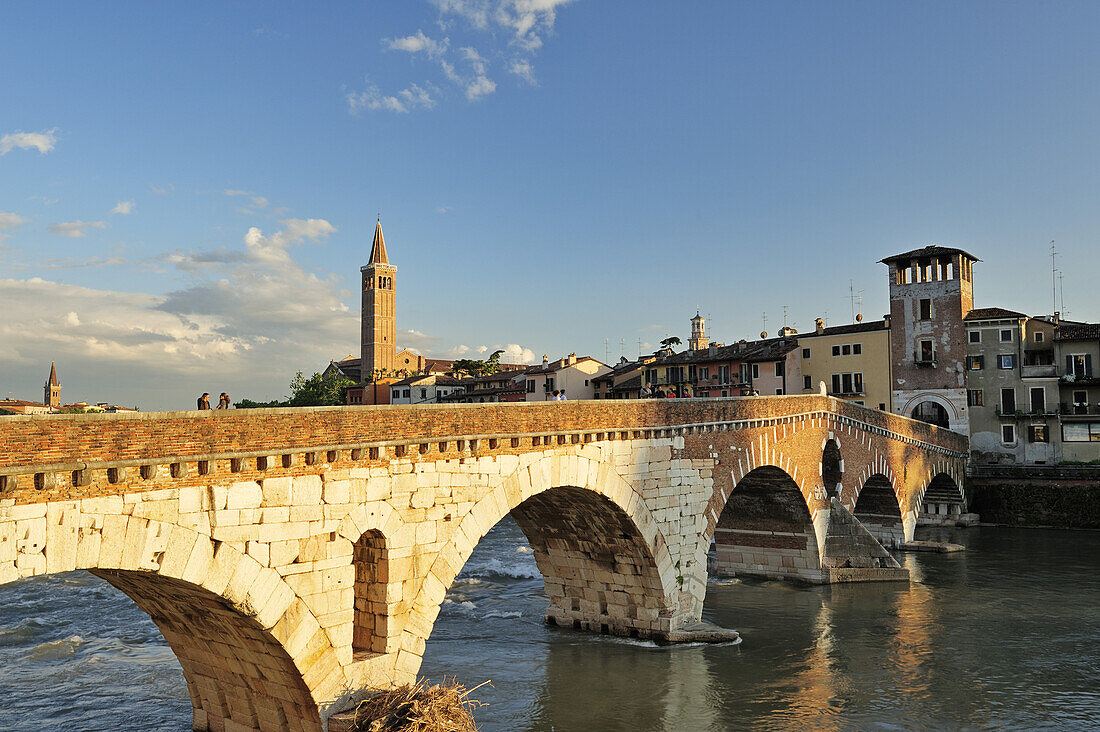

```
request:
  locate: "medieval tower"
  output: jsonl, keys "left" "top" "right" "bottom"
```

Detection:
{"left": 881, "top": 245, "right": 977, "bottom": 434}
{"left": 361, "top": 220, "right": 396, "bottom": 381}
{"left": 43, "top": 362, "right": 61, "bottom": 409}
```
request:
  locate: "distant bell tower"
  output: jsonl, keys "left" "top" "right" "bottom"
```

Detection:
{"left": 44, "top": 361, "right": 61, "bottom": 408}
{"left": 689, "top": 312, "right": 708, "bottom": 351}
{"left": 361, "top": 219, "right": 396, "bottom": 381}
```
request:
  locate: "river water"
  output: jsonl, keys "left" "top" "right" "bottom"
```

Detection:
{"left": 1, "top": 522, "right": 1098, "bottom": 731}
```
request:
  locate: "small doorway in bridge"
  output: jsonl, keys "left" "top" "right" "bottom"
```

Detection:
{"left": 911, "top": 401, "right": 950, "bottom": 428}
{"left": 822, "top": 440, "right": 842, "bottom": 498}
{"left": 853, "top": 476, "right": 904, "bottom": 548}
{"left": 710, "top": 466, "right": 822, "bottom": 583}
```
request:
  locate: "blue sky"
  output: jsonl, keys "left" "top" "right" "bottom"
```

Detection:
{"left": 3, "top": 1, "right": 1100, "bottom": 410}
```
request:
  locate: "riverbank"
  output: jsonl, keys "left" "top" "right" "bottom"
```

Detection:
{"left": 967, "top": 465, "right": 1100, "bottom": 529}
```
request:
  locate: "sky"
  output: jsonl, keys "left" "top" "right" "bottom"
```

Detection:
{"left": 3, "top": 1, "right": 1100, "bottom": 411}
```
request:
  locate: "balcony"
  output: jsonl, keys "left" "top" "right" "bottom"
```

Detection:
{"left": 1061, "top": 371, "right": 1100, "bottom": 386}
{"left": 1060, "top": 403, "right": 1100, "bottom": 417}
{"left": 912, "top": 350, "right": 937, "bottom": 367}
{"left": 994, "top": 406, "right": 1059, "bottom": 420}
{"left": 1022, "top": 364, "right": 1057, "bottom": 378}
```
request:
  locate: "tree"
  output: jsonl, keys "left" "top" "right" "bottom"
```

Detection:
{"left": 660, "top": 336, "right": 682, "bottom": 350}
{"left": 235, "top": 371, "right": 355, "bottom": 409}
{"left": 449, "top": 349, "right": 507, "bottom": 378}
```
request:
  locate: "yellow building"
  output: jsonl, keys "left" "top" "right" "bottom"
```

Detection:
{"left": 797, "top": 318, "right": 893, "bottom": 411}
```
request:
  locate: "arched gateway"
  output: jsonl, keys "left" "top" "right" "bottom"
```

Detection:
{"left": 0, "top": 396, "right": 967, "bottom": 728}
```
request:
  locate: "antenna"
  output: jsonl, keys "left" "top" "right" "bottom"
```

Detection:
{"left": 620, "top": 338, "right": 625, "bottom": 358}
{"left": 604, "top": 338, "right": 609, "bottom": 363}
{"left": 762, "top": 312, "right": 768, "bottom": 332}
{"left": 1051, "top": 240, "right": 1057, "bottom": 317}
{"left": 637, "top": 338, "right": 642, "bottom": 358}
{"left": 1058, "top": 270, "right": 1067, "bottom": 316}
{"left": 782, "top": 305, "right": 789, "bottom": 327}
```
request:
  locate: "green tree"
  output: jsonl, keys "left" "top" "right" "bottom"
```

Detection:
{"left": 660, "top": 336, "right": 682, "bottom": 349}
{"left": 235, "top": 371, "right": 355, "bottom": 408}
{"left": 449, "top": 349, "right": 506, "bottom": 378}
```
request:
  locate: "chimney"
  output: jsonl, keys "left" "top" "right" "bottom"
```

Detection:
{"left": 568, "top": 353, "right": 577, "bottom": 365}
{"left": 815, "top": 318, "right": 825, "bottom": 335}
{"left": 542, "top": 354, "right": 549, "bottom": 367}
{"left": 883, "top": 314, "right": 891, "bottom": 329}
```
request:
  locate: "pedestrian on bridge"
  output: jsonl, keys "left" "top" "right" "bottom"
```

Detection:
{"left": 216, "top": 393, "right": 231, "bottom": 409}
{"left": 196, "top": 393, "right": 211, "bottom": 410}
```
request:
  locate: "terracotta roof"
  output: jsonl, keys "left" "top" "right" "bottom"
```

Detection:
{"left": 525, "top": 356, "right": 604, "bottom": 375}
{"left": 964, "top": 307, "right": 1027, "bottom": 321}
{"left": 0, "top": 399, "right": 46, "bottom": 407}
{"left": 880, "top": 245, "right": 980, "bottom": 264}
{"left": 798, "top": 320, "right": 889, "bottom": 337}
{"left": 367, "top": 220, "right": 389, "bottom": 265}
{"left": 611, "top": 375, "right": 642, "bottom": 391}
{"left": 1056, "top": 323, "right": 1100, "bottom": 341}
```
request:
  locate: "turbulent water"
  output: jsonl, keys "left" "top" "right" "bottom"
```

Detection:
{"left": 2, "top": 522, "right": 1099, "bottom": 731}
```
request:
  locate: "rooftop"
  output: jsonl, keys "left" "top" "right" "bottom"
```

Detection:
{"left": 964, "top": 307, "right": 1028, "bottom": 322}
{"left": 799, "top": 320, "right": 889, "bottom": 338}
{"left": 1056, "top": 323, "right": 1100, "bottom": 341}
{"left": 880, "top": 245, "right": 980, "bottom": 265}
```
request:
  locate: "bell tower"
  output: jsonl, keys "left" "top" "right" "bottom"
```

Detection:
{"left": 44, "top": 362, "right": 61, "bottom": 409}
{"left": 689, "top": 312, "right": 708, "bottom": 351}
{"left": 361, "top": 219, "right": 396, "bottom": 381}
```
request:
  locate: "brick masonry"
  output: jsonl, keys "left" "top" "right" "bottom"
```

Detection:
{"left": 0, "top": 396, "right": 966, "bottom": 731}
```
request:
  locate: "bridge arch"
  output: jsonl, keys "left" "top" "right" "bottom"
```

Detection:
{"left": 709, "top": 465, "right": 825, "bottom": 583}
{"left": 852, "top": 473, "right": 904, "bottom": 548}
{"left": 917, "top": 471, "right": 966, "bottom": 521}
{"left": 403, "top": 453, "right": 680, "bottom": 677}
{"left": 2, "top": 516, "right": 341, "bottom": 732}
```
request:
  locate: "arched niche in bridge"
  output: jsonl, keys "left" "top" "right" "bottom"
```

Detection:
{"left": 711, "top": 466, "right": 822, "bottom": 583}
{"left": 90, "top": 569, "right": 322, "bottom": 732}
{"left": 352, "top": 529, "right": 390, "bottom": 657}
{"left": 921, "top": 473, "right": 965, "bottom": 518}
{"left": 853, "top": 474, "right": 904, "bottom": 548}
{"left": 821, "top": 440, "right": 842, "bottom": 497}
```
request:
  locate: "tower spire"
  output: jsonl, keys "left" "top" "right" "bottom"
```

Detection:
{"left": 368, "top": 219, "right": 389, "bottom": 265}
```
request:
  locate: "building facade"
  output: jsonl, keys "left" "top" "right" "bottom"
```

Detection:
{"left": 881, "top": 245, "right": 977, "bottom": 433}
{"left": 797, "top": 318, "right": 892, "bottom": 411}
{"left": 523, "top": 354, "right": 611, "bottom": 401}
{"left": 1055, "top": 323, "right": 1100, "bottom": 461}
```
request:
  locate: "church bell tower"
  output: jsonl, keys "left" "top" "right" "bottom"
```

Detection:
{"left": 44, "top": 362, "right": 61, "bottom": 409}
{"left": 361, "top": 220, "right": 396, "bottom": 381}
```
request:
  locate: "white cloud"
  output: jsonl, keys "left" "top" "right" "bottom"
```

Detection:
{"left": 509, "top": 59, "right": 536, "bottom": 84}
{"left": 494, "top": 0, "right": 575, "bottom": 51}
{"left": 47, "top": 220, "right": 107, "bottom": 237}
{"left": 436, "top": 206, "right": 451, "bottom": 214}
{"left": 386, "top": 29, "right": 449, "bottom": 58}
{"left": 224, "top": 189, "right": 270, "bottom": 211}
{"left": 438, "top": 342, "right": 536, "bottom": 363}
{"left": 149, "top": 183, "right": 174, "bottom": 195}
{"left": 465, "top": 75, "right": 497, "bottom": 100}
{"left": 110, "top": 201, "right": 134, "bottom": 215}
{"left": 0, "top": 128, "right": 58, "bottom": 155}
{"left": 0, "top": 212, "right": 27, "bottom": 240}
{"left": 347, "top": 80, "right": 438, "bottom": 114}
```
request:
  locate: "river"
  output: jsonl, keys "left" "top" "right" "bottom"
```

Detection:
{"left": 2, "top": 522, "right": 1098, "bottom": 730}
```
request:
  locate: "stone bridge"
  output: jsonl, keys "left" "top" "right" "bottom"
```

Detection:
{"left": 0, "top": 396, "right": 967, "bottom": 731}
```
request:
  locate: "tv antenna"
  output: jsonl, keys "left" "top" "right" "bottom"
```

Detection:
{"left": 1051, "top": 240, "right": 1057, "bottom": 317}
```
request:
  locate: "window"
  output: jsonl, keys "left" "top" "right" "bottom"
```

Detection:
{"left": 1066, "top": 354, "right": 1093, "bottom": 379}
{"left": 584, "top": 379, "right": 590, "bottom": 386}
{"left": 1073, "top": 390, "right": 1088, "bottom": 414}
{"left": 668, "top": 366, "right": 684, "bottom": 383}
{"left": 751, "top": 364, "right": 760, "bottom": 379}
{"left": 420, "top": 388, "right": 427, "bottom": 400}
{"left": 645, "top": 368, "right": 657, "bottom": 385}
{"left": 526, "top": 380, "right": 535, "bottom": 393}
{"left": 967, "top": 355, "right": 984, "bottom": 370}
{"left": 919, "top": 299, "right": 931, "bottom": 320}
{"left": 735, "top": 364, "right": 746, "bottom": 383}
{"left": 832, "top": 345, "right": 841, "bottom": 357}
{"left": 392, "top": 390, "right": 400, "bottom": 399}
{"left": 1063, "top": 423, "right": 1100, "bottom": 441}
{"left": 831, "top": 374, "right": 841, "bottom": 394}
{"left": 774, "top": 361, "right": 783, "bottom": 377}
{"left": 919, "top": 339, "right": 935, "bottom": 362}
{"left": 699, "top": 366, "right": 709, "bottom": 380}
{"left": 1000, "top": 329, "right": 1012, "bottom": 342}
{"left": 967, "top": 389, "right": 984, "bottom": 407}
{"left": 803, "top": 375, "right": 812, "bottom": 390}
{"left": 802, "top": 348, "right": 811, "bottom": 359}
{"left": 969, "top": 330, "right": 981, "bottom": 344}
{"left": 1035, "top": 332, "right": 1044, "bottom": 343}
{"left": 402, "top": 389, "right": 410, "bottom": 398}
{"left": 1030, "top": 387, "right": 1045, "bottom": 413}
{"left": 1001, "top": 388, "right": 1015, "bottom": 413}
{"left": 841, "top": 344, "right": 851, "bottom": 356}
{"left": 998, "top": 354, "right": 1016, "bottom": 369}
{"left": 853, "top": 343, "right": 862, "bottom": 355}
{"left": 1029, "top": 425, "right": 1048, "bottom": 443}
{"left": 775, "top": 388, "right": 784, "bottom": 395}
{"left": 720, "top": 365, "right": 731, "bottom": 383}
{"left": 1002, "top": 424, "right": 1015, "bottom": 443}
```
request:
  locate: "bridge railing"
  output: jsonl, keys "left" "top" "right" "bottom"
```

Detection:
{"left": 0, "top": 396, "right": 967, "bottom": 498}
